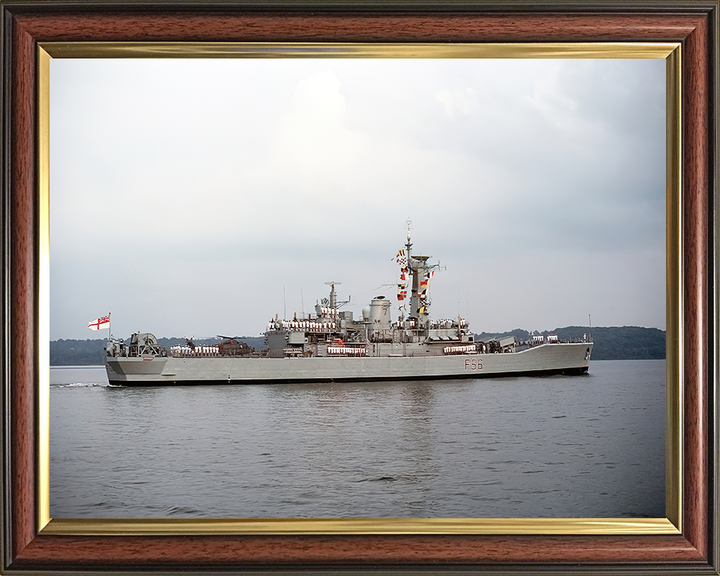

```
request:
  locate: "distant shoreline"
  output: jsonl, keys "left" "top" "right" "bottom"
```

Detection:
{"left": 50, "top": 326, "right": 666, "bottom": 366}
{"left": 50, "top": 359, "right": 666, "bottom": 368}
{"left": 51, "top": 365, "right": 105, "bottom": 368}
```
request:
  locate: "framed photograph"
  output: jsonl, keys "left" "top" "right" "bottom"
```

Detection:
{"left": 1, "top": 1, "right": 717, "bottom": 574}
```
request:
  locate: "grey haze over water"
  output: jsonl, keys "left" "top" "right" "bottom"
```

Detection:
{"left": 50, "top": 360, "right": 665, "bottom": 519}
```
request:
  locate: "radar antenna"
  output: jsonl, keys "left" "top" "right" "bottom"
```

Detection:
{"left": 324, "top": 281, "right": 341, "bottom": 310}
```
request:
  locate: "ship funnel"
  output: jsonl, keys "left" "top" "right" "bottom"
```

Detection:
{"left": 369, "top": 296, "right": 391, "bottom": 330}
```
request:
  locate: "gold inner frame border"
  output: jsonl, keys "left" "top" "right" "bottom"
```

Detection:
{"left": 37, "top": 41, "right": 682, "bottom": 537}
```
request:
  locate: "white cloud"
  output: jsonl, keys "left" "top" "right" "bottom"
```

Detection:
{"left": 49, "top": 58, "right": 666, "bottom": 340}
{"left": 436, "top": 87, "right": 479, "bottom": 119}
{"left": 523, "top": 65, "right": 581, "bottom": 132}
{"left": 291, "top": 70, "right": 346, "bottom": 125}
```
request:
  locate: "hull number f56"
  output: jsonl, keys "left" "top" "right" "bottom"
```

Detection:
{"left": 464, "top": 358, "right": 483, "bottom": 371}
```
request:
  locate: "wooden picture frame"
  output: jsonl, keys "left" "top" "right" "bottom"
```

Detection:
{"left": 1, "top": 1, "right": 717, "bottom": 573}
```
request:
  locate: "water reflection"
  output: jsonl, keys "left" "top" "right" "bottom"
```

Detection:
{"left": 49, "top": 361, "right": 665, "bottom": 519}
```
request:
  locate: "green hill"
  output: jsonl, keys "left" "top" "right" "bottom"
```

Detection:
{"left": 50, "top": 326, "right": 665, "bottom": 366}
{"left": 50, "top": 338, "right": 108, "bottom": 366}
{"left": 563, "top": 326, "right": 665, "bottom": 360}
{"left": 50, "top": 336, "right": 265, "bottom": 366}
{"left": 475, "top": 326, "right": 665, "bottom": 360}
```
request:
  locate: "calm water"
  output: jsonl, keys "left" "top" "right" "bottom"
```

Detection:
{"left": 50, "top": 360, "right": 665, "bottom": 519}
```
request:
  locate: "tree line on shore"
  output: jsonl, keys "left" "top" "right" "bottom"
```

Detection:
{"left": 50, "top": 326, "right": 665, "bottom": 366}
{"left": 474, "top": 326, "right": 665, "bottom": 361}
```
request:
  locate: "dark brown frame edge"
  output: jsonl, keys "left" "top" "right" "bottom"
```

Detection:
{"left": 1, "top": 1, "right": 717, "bottom": 574}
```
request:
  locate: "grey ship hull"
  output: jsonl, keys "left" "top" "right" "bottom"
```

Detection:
{"left": 106, "top": 341, "right": 592, "bottom": 386}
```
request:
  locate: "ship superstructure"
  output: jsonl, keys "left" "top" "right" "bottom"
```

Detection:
{"left": 105, "top": 230, "right": 592, "bottom": 385}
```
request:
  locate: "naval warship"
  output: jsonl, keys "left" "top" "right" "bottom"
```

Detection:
{"left": 105, "top": 231, "right": 593, "bottom": 385}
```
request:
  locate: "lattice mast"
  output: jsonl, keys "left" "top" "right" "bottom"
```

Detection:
{"left": 397, "top": 223, "right": 438, "bottom": 328}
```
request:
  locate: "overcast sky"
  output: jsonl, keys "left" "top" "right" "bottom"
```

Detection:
{"left": 49, "top": 57, "right": 666, "bottom": 341}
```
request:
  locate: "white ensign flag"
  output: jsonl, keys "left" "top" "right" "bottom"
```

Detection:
{"left": 88, "top": 314, "right": 110, "bottom": 331}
